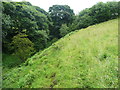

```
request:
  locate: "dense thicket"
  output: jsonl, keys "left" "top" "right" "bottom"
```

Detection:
{"left": 2, "top": 2, "right": 51, "bottom": 56}
{"left": 2, "top": 1, "right": 119, "bottom": 61}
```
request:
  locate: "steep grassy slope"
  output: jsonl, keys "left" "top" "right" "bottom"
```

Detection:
{"left": 3, "top": 19, "right": 118, "bottom": 88}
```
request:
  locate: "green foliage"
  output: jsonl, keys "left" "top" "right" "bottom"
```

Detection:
{"left": 90, "top": 2, "right": 110, "bottom": 23}
{"left": 2, "top": 1, "right": 118, "bottom": 54}
{"left": 31, "top": 30, "right": 49, "bottom": 51}
{"left": 59, "top": 24, "right": 69, "bottom": 37}
{"left": 3, "top": 19, "right": 118, "bottom": 88}
{"left": 2, "top": 53, "right": 21, "bottom": 68}
{"left": 2, "top": 1, "right": 119, "bottom": 88}
{"left": 49, "top": 5, "right": 74, "bottom": 38}
{"left": 106, "top": 1, "right": 119, "bottom": 19}
{"left": 77, "top": 8, "right": 93, "bottom": 28}
{"left": 71, "top": 1, "right": 119, "bottom": 31}
{"left": 2, "top": 13, "right": 13, "bottom": 53}
{"left": 11, "top": 33, "right": 35, "bottom": 61}
{"left": 2, "top": 1, "right": 51, "bottom": 53}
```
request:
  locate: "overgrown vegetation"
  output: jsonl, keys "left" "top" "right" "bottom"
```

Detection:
{"left": 2, "top": 1, "right": 119, "bottom": 61}
{"left": 2, "top": 0, "right": 119, "bottom": 88}
{"left": 3, "top": 19, "right": 118, "bottom": 88}
{"left": 2, "top": 1, "right": 51, "bottom": 54}
{"left": 11, "top": 33, "right": 35, "bottom": 61}
{"left": 70, "top": 1, "right": 119, "bottom": 31}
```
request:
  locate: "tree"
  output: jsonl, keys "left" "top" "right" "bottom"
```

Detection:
{"left": 2, "top": 13, "right": 13, "bottom": 53}
{"left": 2, "top": 2, "right": 51, "bottom": 53}
{"left": 59, "top": 24, "right": 69, "bottom": 37}
{"left": 77, "top": 8, "right": 93, "bottom": 29}
{"left": 30, "top": 30, "right": 49, "bottom": 51}
{"left": 89, "top": 2, "right": 110, "bottom": 23}
{"left": 49, "top": 5, "right": 74, "bottom": 38}
{"left": 70, "top": 1, "right": 119, "bottom": 31}
{"left": 106, "top": 1, "right": 119, "bottom": 19}
{"left": 11, "top": 33, "right": 35, "bottom": 61}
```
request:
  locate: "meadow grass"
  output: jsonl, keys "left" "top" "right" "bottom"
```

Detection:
{"left": 2, "top": 19, "right": 118, "bottom": 88}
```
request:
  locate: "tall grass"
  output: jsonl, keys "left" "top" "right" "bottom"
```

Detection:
{"left": 3, "top": 19, "right": 118, "bottom": 88}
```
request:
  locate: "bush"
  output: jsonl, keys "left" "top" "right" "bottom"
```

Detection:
{"left": 59, "top": 24, "right": 69, "bottom": 37}
{"left": 11, "top": 33, "right": 35, "bottom": 61}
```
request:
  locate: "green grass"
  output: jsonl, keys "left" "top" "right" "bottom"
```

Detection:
{"left": 3, "top": 19, "right": 118, "bottom": 88}
{"left": 2, "top": 53, "right": 21, "bottom": 68}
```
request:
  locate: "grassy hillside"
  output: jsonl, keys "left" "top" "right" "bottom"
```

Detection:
{"left": 3, "top": 19, "right": 118, "bottom": 88}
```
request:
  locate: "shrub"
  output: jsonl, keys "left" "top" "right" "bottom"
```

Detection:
{"left": 11, "top": 33, "right": 35, "bottom": 61}
{"left": 59, "top": 24, "right": 69, "bottom": 37}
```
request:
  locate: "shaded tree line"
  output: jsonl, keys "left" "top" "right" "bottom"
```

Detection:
{"left": 2, "top": 1, "right": 119, "bottom": 61}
